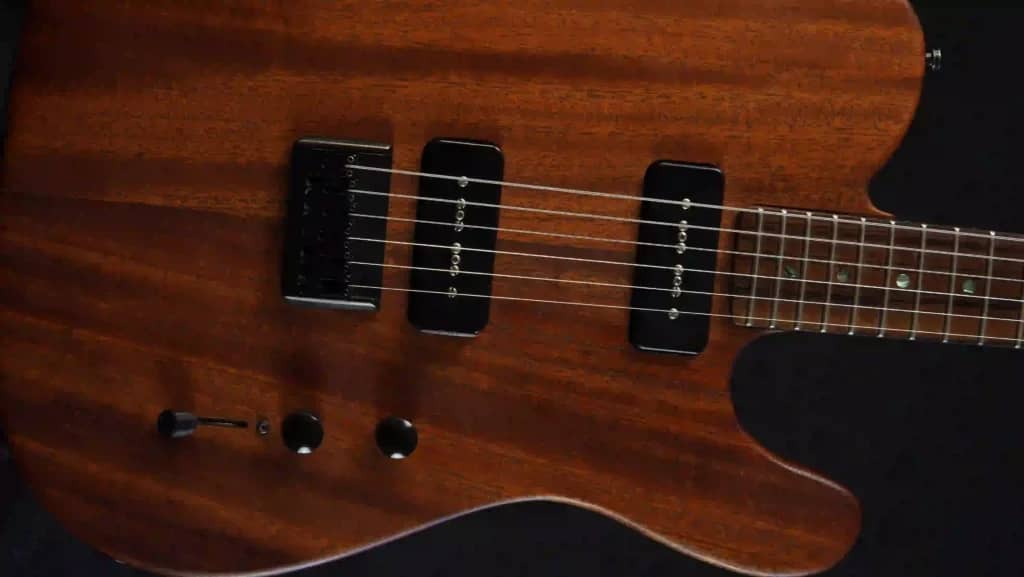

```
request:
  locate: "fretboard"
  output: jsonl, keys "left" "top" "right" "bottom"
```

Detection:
{"left": 730, "top": 209, "right": 1024, "bottom": 348}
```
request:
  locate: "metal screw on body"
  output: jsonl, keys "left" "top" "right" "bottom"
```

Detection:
{"left": 256, "top": 419, "right": 272, "bottom": 436}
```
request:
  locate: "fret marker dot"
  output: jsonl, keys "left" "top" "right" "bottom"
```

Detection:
{"left": 783, "top": 264, "right": 800, "bottom": 279}
{"left": 836, "top": 269, "right": 850, "bottom": 283}
{"left": 896, "top": 273, "right": 911, "bottom": 289}
{"left": 962, "top": 278, "right": 977, "bottom": 295}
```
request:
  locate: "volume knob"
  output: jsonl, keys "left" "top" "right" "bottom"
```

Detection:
{"left": 281, "top": 411, "right": 324, "bottom": 454}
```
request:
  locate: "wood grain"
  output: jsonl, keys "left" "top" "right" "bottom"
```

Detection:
{"left": 0, "top": 1, "right": 924, "bottom": 575}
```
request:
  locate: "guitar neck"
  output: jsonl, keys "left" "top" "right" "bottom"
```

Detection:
{"left": 731, "top": 209, "right": 1024, "bottom": 348}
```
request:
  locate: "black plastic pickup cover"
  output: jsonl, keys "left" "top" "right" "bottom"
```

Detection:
{"left": 407, "top": 139, "right": 503, "bottom": 336}
{"left": 630, "top": 162, "right": 723, "bottom": 355}
{"left": 282, "top": 138, "right": 391, "bottom": 311}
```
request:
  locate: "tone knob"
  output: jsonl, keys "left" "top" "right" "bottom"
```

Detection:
{"left": 281, "top": 411, "right": 324, "bottom": 454}
{"left": 375, "top": 417, "right": 418, "bottom": 459}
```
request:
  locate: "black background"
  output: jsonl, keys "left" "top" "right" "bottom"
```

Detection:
{"left": 2, "top": 2, "right": 1023, "bottom": 576}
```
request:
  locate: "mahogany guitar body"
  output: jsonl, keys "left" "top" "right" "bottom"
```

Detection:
{"left": 0, "top": 2, "right": 925, "bottom": 575}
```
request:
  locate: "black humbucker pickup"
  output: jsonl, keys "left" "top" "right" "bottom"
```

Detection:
{"left": 407, "top": 139, "right": 504, "bottom": 336}
{"left": 630, "top": 162, "right": 724, "bottom": 355}
{"left": 282, "top": 138, "right": 392, "bottom": 311}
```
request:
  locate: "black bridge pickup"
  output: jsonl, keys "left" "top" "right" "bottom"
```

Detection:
{"left": 407, "top": 139, "right": 503, "bottom": 336}
{"left": 282, "top": 138, "right": 391, "bottom": 311}
{"left": 630, "top": 162, "right": 723, "bottom": 355}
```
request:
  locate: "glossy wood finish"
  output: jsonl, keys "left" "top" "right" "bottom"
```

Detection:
{"left": 0, "top": 2, "right": 924, "bottom": 575}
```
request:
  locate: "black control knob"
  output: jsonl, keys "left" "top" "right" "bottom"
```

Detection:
{"left": 375, "top": 417, "right": 418, "bottom": 459}
{"left": 281, "top": 411, "right": 324, "bottom": 454}
{"left": 157, "top": 410, "right": 248, "bottom": 439}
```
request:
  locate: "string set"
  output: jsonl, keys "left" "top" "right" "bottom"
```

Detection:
{"left": 340, "top": 164, "right": 1024, "bottom": 343}
{"left": 350, "top": 165, "right": 1024, "bottom": 257}
{"left": 349, "top": 284, "right": 1023, "bottom": 346}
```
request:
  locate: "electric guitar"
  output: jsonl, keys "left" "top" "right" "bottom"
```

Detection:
{"left": 1, "top": 2, "right": 1021, "bottom": 576}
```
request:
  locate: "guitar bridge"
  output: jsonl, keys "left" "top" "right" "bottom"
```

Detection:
{"left": 282, "top": 138, "right": 392, "bottom": 311}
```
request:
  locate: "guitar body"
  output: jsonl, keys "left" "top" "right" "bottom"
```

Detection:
{"left": 0, "top": 1, "right": 924, "bottom": 575}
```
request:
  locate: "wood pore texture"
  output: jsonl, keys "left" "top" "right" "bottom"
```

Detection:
{"left": 0, "top": 2, "right": 924, "bottom": 575}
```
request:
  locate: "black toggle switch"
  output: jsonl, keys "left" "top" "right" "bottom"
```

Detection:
{"left": 375, "top": 417, "right": 418, "bottom": 459}
{"left": 157, "top": 410, "right": 248, "bottom": 439}
{"left": 281, "top": 411, "right": 324, "bottom": 454}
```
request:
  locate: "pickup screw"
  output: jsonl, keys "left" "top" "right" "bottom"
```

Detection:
{"left": 458, "top": 176, "right": 470, "bottom": 188}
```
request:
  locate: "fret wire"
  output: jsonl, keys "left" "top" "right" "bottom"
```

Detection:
{"left": 796, "top": 212, "right": 812, "bottom": 331}
{"left": 879, "top": 220, "right": 896, "bottom": 338}
{"left": 820, "top": 215, "right": 840, "bottom": 334}
{"left": 770, "top": 209, "right": 787, "bottom": 329}
{"left": 911, "top": 224, "right": 928, "bottom": 340}
{"left": 849, "top": 217, "right": 867, "bottom": 335}
{"left": 979, "top": 231, "right": 996, "bottom": 345}
{"left": 943, "top": 227, "right": 961, "bottom": 343}
{"left": 746, "top": 209, "right": 765, "bottom": 327}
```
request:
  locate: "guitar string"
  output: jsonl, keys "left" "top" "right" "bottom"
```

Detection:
{"left": 346, "top": 237, "right": 1024, "bottom": 308}
{"left": 348, "top": 164, "right": 1024, "bottom": 255}
{"left": 348, "top": 284, "right": 1024, "bottom": 346}
{"left": 350, "top": 186, "right": 1024, "bottom": 267}
{"left": 349, "top": 260, "right": 1023, "bottom": 326}
{"left": 349, "top": 211, "right": 1024, "bottom": 286}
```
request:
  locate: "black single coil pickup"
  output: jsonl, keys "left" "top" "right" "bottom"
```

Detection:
{"left": 282, "top": 138, "right": 392, "bottom": 311}
{"left": 630, "top": 162, "right": 724, "bottom": 355}
{"left": 407, "top": 139, "right": 504, "bottom": 336}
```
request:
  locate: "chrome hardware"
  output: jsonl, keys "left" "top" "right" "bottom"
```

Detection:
{"left": 925, "top": 48, "right": 942, "bottom": 72}
{"left": 256, "top": 418, "right": 271, "bottom": 436}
